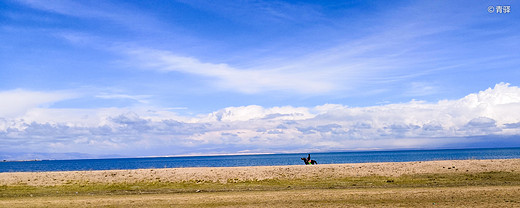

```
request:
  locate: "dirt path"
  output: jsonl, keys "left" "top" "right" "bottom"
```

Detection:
{"left": 1, "top": 186, "right": 519, "bottom": 207}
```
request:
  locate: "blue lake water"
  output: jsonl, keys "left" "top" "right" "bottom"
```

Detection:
{"left": 2, "top": 147, "right": 520, "bottom": 172}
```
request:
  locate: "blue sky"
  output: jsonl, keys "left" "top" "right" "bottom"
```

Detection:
{"left": 1, "top": 0, "right": 520, "bottom": 160}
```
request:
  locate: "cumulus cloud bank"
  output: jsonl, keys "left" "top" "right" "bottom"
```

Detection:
{"left": 1, "top": 83, "right": 520, "bottom": 160}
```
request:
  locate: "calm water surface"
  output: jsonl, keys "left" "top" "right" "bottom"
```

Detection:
{"left": 1, "top": 147, "right": 520, "bottom": 172}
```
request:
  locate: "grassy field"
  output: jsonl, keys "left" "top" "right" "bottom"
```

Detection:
{"left": 2, "top": 171, "right": 520, "bottom": 207}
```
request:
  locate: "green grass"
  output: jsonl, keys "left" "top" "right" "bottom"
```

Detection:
{"left": 2, "top": 171, "right": 520, "bottom": 198}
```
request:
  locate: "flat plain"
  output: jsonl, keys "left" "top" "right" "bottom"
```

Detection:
{"left": 1, "top": 159, "right": 520, "bottom": 207}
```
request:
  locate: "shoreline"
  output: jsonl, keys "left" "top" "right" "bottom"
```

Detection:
{"left": 1, "top": 158, "right": 519, "bottom": 186}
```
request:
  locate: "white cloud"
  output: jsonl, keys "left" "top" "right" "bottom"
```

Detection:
{"left": 405, "top": 82, "right": 439, "bottom": 96}
{"left": 0, "top": 89, "right": 73, "bottom": 117}
{"left": 14, "top": 0, "right": 161, "bottom": 32}
{"left": 126, "top": 49, "right": 335, "bottom": 94}
{"left": 95, "top": 93, "right": 151, "bottom": 104}
{"left": 17, "top": 0, "right": 495, "bottom": 99}
{"left": 1, "top": 83, "right": 520, "bottom": 159}
{"left": 197, "top": 105, "right": 313, "bottom": 122}
{"left": 119, "top": 14, "right": 467, "bottom": 96}
{"left": 176, "top": 0, "right": 323, "bottom": 25}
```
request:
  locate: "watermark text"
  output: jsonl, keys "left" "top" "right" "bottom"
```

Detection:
{"left": 488, "top": 5, "right": 511, "bottom": 14}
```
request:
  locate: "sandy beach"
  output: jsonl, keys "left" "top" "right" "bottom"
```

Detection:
{"left": 1, "top": 159, "right": 520, "bottom": 207}
{"left": 1, "top": 159, "right": 519, "bottom": 186}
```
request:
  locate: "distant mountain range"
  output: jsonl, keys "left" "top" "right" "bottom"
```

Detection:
{"left": 0, "top": 152, "right": 124, "bottom": 161}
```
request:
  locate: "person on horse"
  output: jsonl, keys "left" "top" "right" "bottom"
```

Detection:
{"left": 301, "top": 154, "right": 317, "bottom": 165}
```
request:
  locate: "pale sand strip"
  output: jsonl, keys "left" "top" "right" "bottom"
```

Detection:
{"left": 1, "top": 159, "right": 519, "bottom": 186}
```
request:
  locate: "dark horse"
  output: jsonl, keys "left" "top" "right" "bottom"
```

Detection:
{"left": 301, "top": 154, "right": 317, "bottom": 165}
